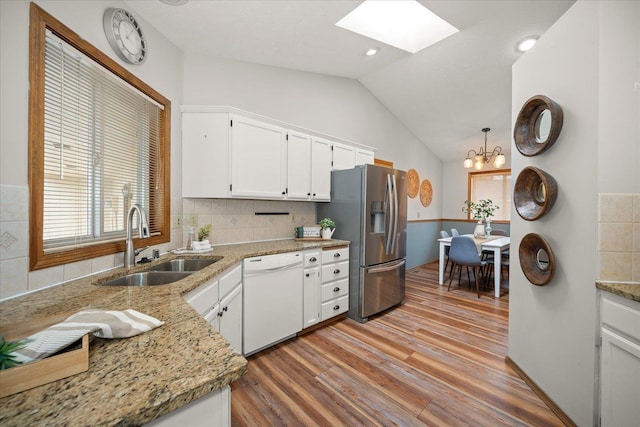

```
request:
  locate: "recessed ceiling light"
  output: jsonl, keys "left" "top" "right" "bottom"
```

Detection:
{"left": 364, "top": 48, "right": 380, "bottom": 56}
{"left": 516, "top": 36, "right": 539, "bottom": 53}
{"left": 336, "top": 0, "right": 458, "bottom": 54}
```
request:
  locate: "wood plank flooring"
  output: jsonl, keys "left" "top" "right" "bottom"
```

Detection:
{"left": 231, "top": 261, "right": 563, "bottom": 426}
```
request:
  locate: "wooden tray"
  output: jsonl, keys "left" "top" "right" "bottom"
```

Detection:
{"left": 295, "top": 238, "right": 330, "bottom": 241}
{"left": 0, "top": 314, "right": 89, "bottom": 398}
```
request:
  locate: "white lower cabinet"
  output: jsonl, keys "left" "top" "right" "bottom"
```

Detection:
{"left": 320, "top": 247, "right": 349, "bottom": 320}
{"left": 145, "top": 385, "right": 230, "bottom": 427}
{"left": 303, "top": 250, "right": 322, "bottom": 328}
{"left": 302, "top": 247, "right": 349, "bottom": 329}
{"left": 184, "top": 263, "right": 243, "bottom": 354}
{"left": 599, "top": 291, "right": 640, "bottom": 427}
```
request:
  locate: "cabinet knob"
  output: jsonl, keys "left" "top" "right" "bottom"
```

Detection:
{"left": 282, "top": 191, "right": 286, "bottom": 195}
{"left": 333, "top": 305, "right": 340, "bottom": 311}
{"left": 309, "top": 257, "right": 317, "bottom": 262}
{"left": 333, "top": 269, "right": 340, "bottom": 274}
{"left": 313, "top": 193, "right": 316, "bottom": 196}
{"left": 334, "top": 253, "right": 340, "bottom": 258}
{"left": 217, "top": 312, "right": 223, "bottom": 317}
{"left": 307, "top": 193, "right": 311, "bottom": 196}
{"left": 223, "top": 306, "right": 228, "bottom": 312}
{"left": 305, "top": 273, "right": 310, "bottom": 277}
{"left": 333, "top": 287, "right": 340, "bottom": 292}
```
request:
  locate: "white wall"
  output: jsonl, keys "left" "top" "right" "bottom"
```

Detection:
{"left": 182, "top": 53, "right": 443, "bottom": 221}
{"left": 0, "top": 0, "right": 184, "bottom": 299}
{"left": 509, "top": 1, "right": 639, "bottom": 425}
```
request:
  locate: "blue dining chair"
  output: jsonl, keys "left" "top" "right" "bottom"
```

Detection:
{"left": 451, "top": 228, "right": 460, "bottom": 237}
{"left": 448, "top": 236, "right": 486, "bottom": 298}
{"left": 440, "top": 230, "right": 454, "bottom": 278}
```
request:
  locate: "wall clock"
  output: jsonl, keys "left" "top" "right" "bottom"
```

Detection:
{"left": 103, "top": 8, "right": 147, "bottom": 65}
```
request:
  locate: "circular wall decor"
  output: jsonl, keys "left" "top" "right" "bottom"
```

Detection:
{"left": 103, "top": 8, "right": 148, "bottom": 65}
{"left": 514, "top": 95, "right": 563, "bottom": 156}
{"left": 419, "top": 179, "right": 433, "bottom": 207}
{"left": 407, "top": 169, "right": 419, "bottom": 198}
{"left": 519, "top": 233, "right": 556, "bottom": 286}
{"left": 514, "top": 166, "right": 558, "bottom": 221}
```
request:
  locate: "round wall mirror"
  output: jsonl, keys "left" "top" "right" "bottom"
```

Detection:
{"left": 534, "top": 182, "right": 546, "bottom": 204}
{"left": 534, "top": 109, "right": 551, "bottom": 143}
{"left": 514, "top": 166, "right": 558, "bottom": 221}
{"left": 514, "top": 95, "right": 563, "bottom": 156}
{"left": 519, "top": 233, "right": 556, "bottom": 286}
{"left": 536, "top": 248, "right": 550, "bottom": 270}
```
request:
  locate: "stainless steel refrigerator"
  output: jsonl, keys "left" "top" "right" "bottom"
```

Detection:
{"left": 317, "top": 164, "right": 407, "bottom": 323}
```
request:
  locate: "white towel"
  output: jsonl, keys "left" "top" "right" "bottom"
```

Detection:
{"left": 11, "top": 309, "right": 164, "bottom": 364}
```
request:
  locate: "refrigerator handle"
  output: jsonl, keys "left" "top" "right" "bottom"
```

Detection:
{"left": 385, "top": 174, "right": 394, "bottom": 255}
{"left": 367, "top": 259, "right": 406, "bottom": 274}
{"left": 390, "top": 174, "right": 398, "bottom": 254}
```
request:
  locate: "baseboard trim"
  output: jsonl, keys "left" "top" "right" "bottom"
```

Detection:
{"left": 505, "top": 356, "right": 576, "bottom": 427}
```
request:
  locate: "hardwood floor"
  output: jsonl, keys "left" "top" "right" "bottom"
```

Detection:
{"left": 231, "top": 261, "right": 563, "bottom": 426}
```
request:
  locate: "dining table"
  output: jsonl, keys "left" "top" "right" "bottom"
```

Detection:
{"left": 438, "top": 234, "right": 511, "bottom": 298}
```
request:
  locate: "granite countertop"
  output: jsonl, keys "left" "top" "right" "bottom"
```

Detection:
{"left": 0, "top": 239, "right": 349, "bottom": 426}
{"left": 596, "top": 281, "right": 640, "bottom": 303}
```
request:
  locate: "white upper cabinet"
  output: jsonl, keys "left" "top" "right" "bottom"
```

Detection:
{"left": 311, "top": 138, "right": 332, "bottom": 201}
{"left": 231, "top": 115, "right": 287, "bottom": 199}
{"left": 181, "top": 106, "right": 375, "bottom": 201}
{"left": 182, "top": 112, "right": 231, "bottom": 198}
{"left": 332, "top": 142, "right": 356, "bottom": 170}
{"left": 286, "top": 131, "right": 312, "bottom": 200}
{"left": 355, "top": 148, "right": 375, "bottom": 166}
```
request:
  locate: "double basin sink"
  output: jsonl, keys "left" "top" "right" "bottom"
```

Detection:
{"left": 101, "top": 257, "right": 222, "bottom": 286}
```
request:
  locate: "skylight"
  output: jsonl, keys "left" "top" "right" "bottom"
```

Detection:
{"left": 335, "top": 0, "right": 458, "bottom": 54}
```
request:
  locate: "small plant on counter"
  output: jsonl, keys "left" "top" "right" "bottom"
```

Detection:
{"left": 0, "top": 336, "right": 27, "bottom": 370}
{"left": 198, "top": 224, "right": 211, "bottom": 241}
{"left": 462, "top": 199, "right": 500, "bottom": 221}
{"left": 319, "top": 217, "right": 336, "bottom": 230}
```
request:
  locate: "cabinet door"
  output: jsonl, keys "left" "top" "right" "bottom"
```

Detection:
{"left": 231, "top": 115, "right": 287, "bottom": 199}
{"left": 311, "top": 138, "right": 332, "bottom": 201}
{"left": 355, "top": 149, "right": 374, "bottom": 166}
{"left": 182, "top": 112, "right": 230, "bottom": 198}
{"left": 303, "top": 267, "right": 321, "bottom": 329}
{"left": 332, "top": 143, "right": 356, "bottom": 170}
{"left": 287, "top": 131, "right": 312, "bottom": 200}
{"left": 600, "top": 329, "right": 640, "bottom": 426}
{"left": 219, "top": 285, "right": 243, "bottom": 354}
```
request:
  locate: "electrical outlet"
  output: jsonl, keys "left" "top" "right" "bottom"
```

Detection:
{"left": 172, "top": 216, "right": 182, "bottom": 229}
{"left": 188, "top": 215, "right": 198, "bottom": 227}
{"left": 291, "top": 214, "right": 296, "bottom": 223}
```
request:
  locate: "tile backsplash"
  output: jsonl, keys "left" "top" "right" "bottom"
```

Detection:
{"left": 182, "top": 198, "right": 316, "bottom": 245}
{"left": 598, "top": 193, "right": 640, "bottom": 282}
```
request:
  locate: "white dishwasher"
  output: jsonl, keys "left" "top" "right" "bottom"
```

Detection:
{"left": 243, "top": 251, "right": 303, "bottom": 355}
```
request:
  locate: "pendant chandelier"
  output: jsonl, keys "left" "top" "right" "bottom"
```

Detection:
{"left": 463, "top": 128, "right": 506, "bottom": 169}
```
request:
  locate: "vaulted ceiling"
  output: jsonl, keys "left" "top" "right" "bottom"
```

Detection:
{"left": 125, "top": 0, "right": 574, "bottom": 163}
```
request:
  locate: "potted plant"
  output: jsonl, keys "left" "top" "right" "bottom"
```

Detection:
{"left": 462, "top": 199, "right": 500, "bottom": 237}
{"left": 318, "top": 217, "right": 336, "bottom": 240}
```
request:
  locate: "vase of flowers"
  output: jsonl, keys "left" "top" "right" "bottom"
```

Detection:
{"left": 462, "top": 199, "right": 500, "bottom": 238}
{"left": 319, "top": 217, "right": 336, "bottom": 240}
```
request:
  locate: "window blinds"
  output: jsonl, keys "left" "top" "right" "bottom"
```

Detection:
{"left": 43, "top": 30, "right": 164, "bottom": 252}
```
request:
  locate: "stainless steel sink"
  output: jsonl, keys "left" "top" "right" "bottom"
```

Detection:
{"left": 101, "top": 271, "right": 192, "bottom": 286}
{"left": 145, "top": 257, "right": 221, "bottom": 272}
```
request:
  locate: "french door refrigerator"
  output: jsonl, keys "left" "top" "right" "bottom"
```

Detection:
{"left": 317, "top": 164, "right": 407, "bottom": 323}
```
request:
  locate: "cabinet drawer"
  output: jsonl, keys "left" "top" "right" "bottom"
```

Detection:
{"left": 185, "top": 279, "right": 219, "bottom": 316}
{"left": 322, "top": 247, "right": 349, "bottom": 264}
{"left": 304, "top": 251, "right": 321, "bottom": 268}
{"left": 219, "top": 264, "right": 242, "bottom": 297}
{"left": 322, "top": 261, "right": 349, "bottom": 283}
{"left": 602, "top": 292, "right": 640, "bottom": 341}
{"left": 321, "top": 295, "right": 348, "bottom": 320}
{"left": 321, "top": 278, "right": 348, "bottom": 302}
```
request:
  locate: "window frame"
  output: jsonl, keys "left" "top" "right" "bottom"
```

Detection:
{"left": 466, "top": 169, "right": 511, "bottom": 223}
{"left": 29, "top": 3, "right": 170, "bottom": 271}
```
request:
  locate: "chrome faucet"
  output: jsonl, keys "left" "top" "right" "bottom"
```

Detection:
{"left": 125, "top": 204, "right": 150, "bottom": 267}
